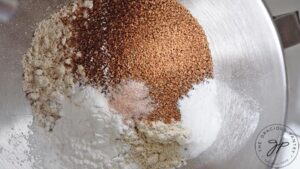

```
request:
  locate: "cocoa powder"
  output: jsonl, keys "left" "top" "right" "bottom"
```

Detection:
{"left": 68, "top": 0, "right": 213, "bottom": 123}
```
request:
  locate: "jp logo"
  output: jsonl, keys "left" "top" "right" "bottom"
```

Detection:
{"left": 255, "top": 124, "right": 299, "bottom": 168}
{"left": 266, "top": 139, "right": 289, "bottom": 157}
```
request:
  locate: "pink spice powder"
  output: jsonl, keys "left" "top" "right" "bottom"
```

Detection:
{"left": 108, "top": 80, "right": 155, "bottom": 119}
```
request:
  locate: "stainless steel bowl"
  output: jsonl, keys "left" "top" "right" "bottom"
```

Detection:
{"left": 0, "top": 0, "right": 286, "bottom": 168}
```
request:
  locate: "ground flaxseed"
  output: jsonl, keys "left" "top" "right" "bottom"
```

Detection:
{"left": 68, "top": 0, "right": 213, "bottom": 123}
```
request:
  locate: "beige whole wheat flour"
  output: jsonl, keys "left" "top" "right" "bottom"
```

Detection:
{"left": 122, "top": 120, "right": 190, "bottom": 169}
{"left": 22, "top": 7, "right": 74, "bottom": 130}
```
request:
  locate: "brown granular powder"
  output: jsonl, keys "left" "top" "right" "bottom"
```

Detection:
{"left": 68, "top": 0, "right": 213, "bottom": 123}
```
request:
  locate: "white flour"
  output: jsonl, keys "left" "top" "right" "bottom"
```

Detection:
{"left": 27, "top": 84, "right": 190, "bottom": 169}
{"left": 28, "top": 85, "right": 139, "bottom": 169}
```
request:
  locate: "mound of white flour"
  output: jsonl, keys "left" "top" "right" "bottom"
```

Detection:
{"left": 28, "top": 86, "right": 138, "bottom": 169}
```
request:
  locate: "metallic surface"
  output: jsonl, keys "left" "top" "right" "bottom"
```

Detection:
{"left": 0, "top": 0, "right": 18, "bottom": 22}
{"left": 0, "top": 0, "right": 286, "bottom": 169}
{"left": 274, "top": 12, "right": 300, "bottom": 48}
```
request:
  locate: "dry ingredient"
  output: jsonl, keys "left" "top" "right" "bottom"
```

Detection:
{"left": 123, "top": 121, "right": 190, "bottom": 169}
{"left": 28, "top": 85, "right": 138, "bottom": 169}
{"left": 179, "top": 79, "right": 222, "bottom": 159}
{"left": 68, "top": 0, "right": 213, "bottom": 123}
{"left": 108, "top": 80, "right": 155, "bottom": 119}
{"left": 22, "top": 0, "right": 220, "bottom": 169}
{"left": 28, "top": 85, "right": 190, "bottom": 169}
{"left": 22, "top": 6, "right": 74, "bottom": 130}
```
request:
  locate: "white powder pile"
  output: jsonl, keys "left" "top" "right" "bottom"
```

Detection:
{"left": 28, "top": 85, "right": 139, "bottom": 169}
{"left": 27, "top": 84, "right": 191, "bottom": 169}
{"left": 178, "top": 79, "right": 222, "bottom": 159}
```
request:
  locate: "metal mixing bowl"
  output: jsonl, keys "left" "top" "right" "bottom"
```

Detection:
{"left": 0, "top": 0, "right": 286, "bottom": 168}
